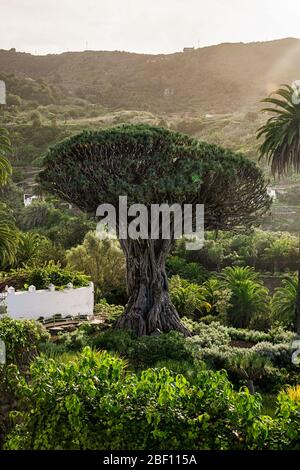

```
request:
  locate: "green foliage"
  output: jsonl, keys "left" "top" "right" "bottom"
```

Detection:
{"left": 4, "top": 347, "right": 269, "bottom": 450}
{"left": 226, "top": 350, "right": 274, "bottom": 390}
{"left": 0, "top": 317, "right": 49, "bottom": 447}
{"left": 257, "top": 84, "right": 300, "bottom": 176}
{"left": 251, "top": 342, "right": 293, "bottom": 368}
{"left": 39, "top": 124, "right": 270, "bottom": 232}
{"left": 66, "top": 232, "right": 126, "bottom": 303}
{"left": 169, "top": 275, "right": 211, "bottom": 317}
{"left": 220, "top": 266, "right": 270, "bottom": 328}
{"left": 92, "top": 330, "right": 192, "bottom": 369}
{"left": 94, "top": 299, "right": 124, "bottom": 323}
{"left": 202, "top": 277, "right": 232, "bottom": 316}
{"left": 45, "top": 213, "right": 96, "bottom": 249}
{"left": 186, "top": 322, "right": 231, "bottom": 348}
{"left": 14, "top": 231, "right": 47, "bottom": 267}
{"left": 18, "top": 201, "right": 57, "bottom": 231}
{"left": 166, "top": 255, "right": 209, "bottom": 284}
{"left": 0, "top": 128, "right": 12, "bottom": 185}
{"left": 264, "top": 389, "right": 300, "bottom": 449}
{"left": 5, "top": 263, "right": 90, "bottom": 290}
{"left": 263, "top": 236, "right": 298, "bottom": 272}
{"left": 0, "top": 128, "right": 18, "bottom": 268}
{"left": 0, "top": 317, "right": 49, "bottom": 369}
{"left": 55, "top": 325, "right": 92, "bottom": 352}
{"left": 272, "top": 275, "right": 297, "bottom": 329}
{"left": 180, "top": 230, "right": 299, "bottom": 273}
{"left": 183, "top": 318, "right": 295, "bottom": 345}
{"left": 0, "top": 204, "right": 18, "bottom": 268}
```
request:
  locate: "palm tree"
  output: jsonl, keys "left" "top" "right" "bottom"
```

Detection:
{"left": 15, "top": 232, "right": 46, "bottom": 267}
{"left": 272, "top": 276, "right": 297, "bottom": 330}
{"left": 0, "top": 127, "right": 17, "bottom": 267}
{"left": 220, "top": 266, "right": 269, "bottom": 328}
{"left": 0, "top": 128, "right": 12, "bottom": 185}
{"left": 0, "top": 204, "right": 18, "bottom": 267}
{"left": 257, "top": 84, "right": 300, "bottom": 334}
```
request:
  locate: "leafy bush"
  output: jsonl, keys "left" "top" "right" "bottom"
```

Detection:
{"left": 0, "top": 317, "right": 49, "bottom": 369}
{"left": 5, "top": 263, "right": 90, "bottom": 290}
{"left": 226, "top": 350, "right": 274, "bottom": 393}
{"left": 5, "top": 347, "right": 268, "bottom": 450}
{"left": 169, "top": 275, "right": 211, "bottom": 318}
{"left": 94, "top": 299, "right": 124, "bottom": 323}
{"left": 201, "top": 278, "right": 232, "bottom": 316}
{"left": 262, "top": 389, "right": 300, "bottom": 449}
{"left": 182, "top": 318, "right": 295, "bottom": 344}
{"left": 66, "top": 232, "right": 126, "bottom": 303}
{"left": 185, "top": 322, "right": 230, "bottom": 348}
{"left": 92, "top": 330, "right": 192, "bottom": 368}
{"left": 0, "top": 317, "right": 49, "bottom": 446}
{"left": 251, "top": 342, "right": 293, "bottom": 368}
{"left": 56, "top": 330, "right": 90, "bottom": 352}
{"left": 220, "top": 266, "right": 270, "bottom": 328}
{"left": 166, "top": 255, "right": 209, "bottom": 284}
{"left": 272, "top": 276, "right": 297, "bottom": 329}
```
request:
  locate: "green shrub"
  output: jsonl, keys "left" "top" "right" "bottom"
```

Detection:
{"left": 251, "top": 342, "right": 293, "bottom": 368}
{"left": 5, "top": 347, "right": 268, "bottom": 450}
{"left": 183, "top": 317, "right": 296, "bottom": 345}
{"left": 220, "top": 266, "right": 270, "bottom": 328}
{"left": 0, "top": 317, "right": 49, "bottom": 447}
{"left": 56, "top": 327, "right": 91, "bottom": 352}
{"left": 7, "top": 263, "right": 90, "bottom": 290}
{"left": 166, "top": 255, "right": 209, "bottom": 284}
{"left": 169, "top": 275, "right": 211, "bottom": 318}
{"left": 272, "top": 276, "right": 297, "bottom": 330}
{"left": 92, "top": 330, "right": 192, "bottom": 368}
{"left": 153, "top": 359, "right": 206, "bottom": 384}
{"left": 186, "top": 322, "right": 230, "bottom": 348}
{"left": 0, "top": 317, "right": 49, "bottom": 369}
{"left": 254, "top": 389, "right": 300, "bottom": 450}
{"left": 94, "top": 299, "right": 124, "bottom": 323}
{"left": 225, "top": 350, "right": 275, "bottom": 393}
{"left": 66, "top": 232, "right": 126, "bottom": 303}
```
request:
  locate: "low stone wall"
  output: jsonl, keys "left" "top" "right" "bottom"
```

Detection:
{"left": 3, "top": 282, "right": 94, "bottom": 320}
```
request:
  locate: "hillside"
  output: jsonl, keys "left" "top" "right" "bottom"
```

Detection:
{"left": 2, "top": 38, "right": 300, "bottom": 233}
{"left": 2, "top": 38, "right": 300, "bottom": 113}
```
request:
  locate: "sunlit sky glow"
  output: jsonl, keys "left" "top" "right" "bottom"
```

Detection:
{"left": 1, "top": 0, "right": 300, "bottom": 55}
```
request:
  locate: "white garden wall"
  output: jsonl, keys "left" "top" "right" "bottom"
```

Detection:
{"left": 3, "top": 282, "right": 94, "bottom": 320}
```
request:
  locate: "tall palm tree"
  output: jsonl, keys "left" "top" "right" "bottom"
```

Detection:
{"left": 0, "top": 127, "right": 12, "bottom": 185}
{"left": 272, "top": 275, "right": 297, "bottom": 330}
{"left": 0, "top": 204, "right": 18, "bottom": 266}
{"left": 257, "top": 84, "right": 300, "bottom": 334}
{"left": 0, "top": 127, "right": 17, "bottom": 267}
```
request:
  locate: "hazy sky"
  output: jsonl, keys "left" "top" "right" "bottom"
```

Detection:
{"left": 1, "top": 0, "right": 300, "bottom": 55}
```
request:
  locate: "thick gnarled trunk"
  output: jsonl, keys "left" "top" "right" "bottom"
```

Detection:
{"left": 115, "top": 239, "right": 190, "bottom": 337}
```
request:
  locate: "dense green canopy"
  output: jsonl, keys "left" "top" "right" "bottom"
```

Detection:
{"left": 39, "top": 124, "right": 270, "bottom": 231}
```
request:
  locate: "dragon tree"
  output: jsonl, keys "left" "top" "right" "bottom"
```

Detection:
{"left": 39, "top": 124, "right": 270, "bottom": 336}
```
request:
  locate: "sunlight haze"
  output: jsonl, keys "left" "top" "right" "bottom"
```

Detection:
{"left": 1, "top": 0, "right": 300, "bottom": 55}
